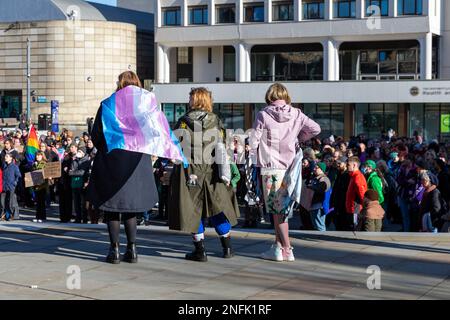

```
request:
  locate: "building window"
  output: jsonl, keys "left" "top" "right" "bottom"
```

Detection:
{"left": 398, "top": 0, "right": 422, "bottom": 15}
{"left": 223, "top": 46, "right": 236, "bottom": 82}
{"left": 251, "top": 44, "right": 323, "bottom": 81}
{"left": 302, "top": 104, "right": 345, "bottom": 138}
{"left": 0, "top": 90, "right": 22, "bottom": 120}
{"left": 355, "top": 104, "right": 398, "bottom": 139}
{"left": 162, "top": 103, "right": 188, "bottom": 128}
{"left": 409, "top": 104, "right": 450, "bottom": 142}
{"left": 273, "top": 1, "right": 294, "bottom": 21}
{"left": 333, "top": 0, "right": 356, "bottom": 18}
{"left": 208, "top": 48, "right": 212, "bottom": 64}
{"left": 216, "top": 5, "right": 236, "bottom": 23}
{"left": 366, "top": 0, "right": 389, "bottom": 16}
{"left": 244, "top": 3, "right": 265, "bottom": 22}
{"left": 177, "top": 47, "right": 193, "bottom": 82}
{"left": 189, "top": 6, "right": 208, "bottom": 25}
{"left": 213, "top": 104, "right": 245, "bottom": 129}
{"left": 303, "top": 0, "right": 325, "bottom": 19}
{"left": 340, "top": 43, "right": 421, "bottom": 80}
{"left": 163, "top": 7, "right": 181, "bottom": 26}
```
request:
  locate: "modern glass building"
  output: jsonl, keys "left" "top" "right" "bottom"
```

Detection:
{"left": 153, "top": 0, "right": 450, "bottom": 142}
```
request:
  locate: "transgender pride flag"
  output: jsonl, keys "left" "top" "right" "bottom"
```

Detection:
{"left": 101, "top": 85, "right": 187, "bottom": 166}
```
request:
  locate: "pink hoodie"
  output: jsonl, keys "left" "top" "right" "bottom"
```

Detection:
{"left": 250, "top": 100, "right": 321, "bottom": 170}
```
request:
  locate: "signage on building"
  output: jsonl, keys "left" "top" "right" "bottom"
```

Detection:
{"left": 441, "top": 114, "right": 450, "bottom": 134}
{"left": 163, "top": 105, "right": 174, "bottom": 122}
{"left": 51, "top": 100, "right": 59, "bottom": 133}
{"left": 175, "top": 105, "right": 186, "bottom": 121}
{"left": 37, "top": 96, "right": 48, "bottom": 103}
{"left": 411, "top": 86, "right": 450, "bottom": 97}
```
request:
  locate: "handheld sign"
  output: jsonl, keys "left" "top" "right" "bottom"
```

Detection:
{"left": 43, "top": 162, "right": 61, "bottom": 179}
{"left": 24, "top": 171, "right": 44, "bottom": 188}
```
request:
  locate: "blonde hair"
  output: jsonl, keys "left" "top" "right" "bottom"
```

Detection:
{"left": 116, "top": 71, "right": 142, "bottom": 92}
{"left": 189, "top": 87, "right": 213, "bottom": 112}
{"left": 265, "top": 83, "right": 291, "bottom": 105}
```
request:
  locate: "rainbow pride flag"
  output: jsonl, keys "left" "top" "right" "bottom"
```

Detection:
{"left": 101, "top": 85, "right": 187, "bottom": 166}
{"left": 25, "top": 124, "right": 39, "bottom": 165}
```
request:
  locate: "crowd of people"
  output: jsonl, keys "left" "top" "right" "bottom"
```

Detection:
{"left": 0, "top": 128, "right": 98, "bottom": 224}
{"left": 0, "top": 72, "right": 448, "bottom": 266}
{"left": 232, "top": 130, "right": 450, "bottom": 234}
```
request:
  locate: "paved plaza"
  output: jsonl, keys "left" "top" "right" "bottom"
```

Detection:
{"left": 0, "top": 210, "right": 449, "bottom": 300}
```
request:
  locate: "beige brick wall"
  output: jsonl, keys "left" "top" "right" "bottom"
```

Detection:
{"left": 0, "top": 20, "right": 137, "bottom": 131}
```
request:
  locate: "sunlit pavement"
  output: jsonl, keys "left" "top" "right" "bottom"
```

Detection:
{"left": 0, "top": 209, "right": 449, "bottom": 300}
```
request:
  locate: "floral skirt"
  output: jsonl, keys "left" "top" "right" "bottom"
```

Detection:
{"left": 261, "top": 169, "right": 290, "bottom": 220}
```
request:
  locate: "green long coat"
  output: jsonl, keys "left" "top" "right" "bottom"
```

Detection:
{"left": 168, "top": 110, "right": 240, "bottom": 233}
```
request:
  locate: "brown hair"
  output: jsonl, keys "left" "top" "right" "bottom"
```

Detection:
{"left": 189, "top": 87, "right": 213, "bottom": 112}
{"left": 265, "top": 83, "right": 292, "bottom": 105}
{"left": 116, "top": 71, "right": 142, "bottom": 91}
{"left": 364, "top": 190, "right": 379, "bottom": 201}
{"left": 347, "top": 156, "right": 361, "bottom": 165}
{"left": 35, "top": 151, "right": 47, "bottom": 162}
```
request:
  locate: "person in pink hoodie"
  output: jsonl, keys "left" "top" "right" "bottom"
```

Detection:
{"left": 250, "top": 83, "right": 321, "bottom": 262}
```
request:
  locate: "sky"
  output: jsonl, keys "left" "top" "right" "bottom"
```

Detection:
{"left": 88, "top": 0, "right": 117, "bottom": 6}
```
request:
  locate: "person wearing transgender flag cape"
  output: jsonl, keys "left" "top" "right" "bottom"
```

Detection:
{"left": 87, "top": 71, "right": 187, "bottom": 264}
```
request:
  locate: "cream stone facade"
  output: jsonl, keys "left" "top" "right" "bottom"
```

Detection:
{"left": 0, "top": 20, "right": 136, "bottom": 130}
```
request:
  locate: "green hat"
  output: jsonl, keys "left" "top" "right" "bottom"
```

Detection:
{"left": 365, "top": 160, "right": 377, "bottom": 169}
{"left": 316, "top": 162, "right": 327, "bottom": 172}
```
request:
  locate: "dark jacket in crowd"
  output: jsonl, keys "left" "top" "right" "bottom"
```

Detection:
{"left": 87, "top": 105, "right": 158, "bottom": 213}
{"left": 437, "top": 170, "right": 450, "bottom": 202}
{"left": 330, "top": 171, "right": 351, "bottom": 214}
{"left": 419, "top": 185, "right": 442, "bottom": 222}
{"left": 69, "top": 155, "right": 90, "bottom": 182}
{"left": 0, "top": 149, "right": 20, "bottom": 167}
{"left": 168, "top": 110, "right": 240, "bottom": 233}
{"left": 2, "top": 162, "right": 21, "bottom": 192}
{"left": 45, "top": 149, "right": 60, "bottom": 163}
{"left": 307, "top": 173, "right": 331, "bottom": 207}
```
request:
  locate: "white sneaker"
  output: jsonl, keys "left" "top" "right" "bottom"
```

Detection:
{"left": 38, "top": 220, "right": 43, "bottom": 223}
{"left": 261, "top": 244, "right": 283, "bottom": 262}
{"left": 283, "top": 247, "right": 295, "bottom": 262}
{"left": 32, "top": 219, "right": 38, "bottom": 223}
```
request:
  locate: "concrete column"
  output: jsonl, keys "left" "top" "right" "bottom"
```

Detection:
{"left": 325, "top": 0, "right": 333, "bottom": 20}
{"left": 356, "top": 0, "right": 365, "bottom": 18}
{"left": 182, "top": 0, "right": 189, "bottom": 26}
{"left": 156, "top": 44, "right": 166, "bottom": 83}
{"left": 235, "top": 42, "right": 251, "bottom": 82}
{"left": 237, "top": 0, "right": 244, "bottom": 24}
{"left": 265, "top": 0, "right": 273, "bottom": 22}
{"left": 389, "top": 0, "right": 398, "bottom": 17}
{"left": 420, "top": 32, "right": 433, "bottom": 80}
{"left": 295, "top": 0, "right": 303, "bottom": 21}
{"left": 209, "top": 0, "right": 216, "bottom": 25}
{"left": 163, "top": 47, "right": 171, "bottom": 83}
{"left": 156, "top": 0, "right": 162, "bottom": 28}
{"left": 322, "top": 39, "right": 339, "bottom": 81}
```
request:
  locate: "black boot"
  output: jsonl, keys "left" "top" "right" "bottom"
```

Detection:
{"left": 220, "top": 236, "right": 234, "bottom": 258}
{"left": 123, "top": 243, "right": 138, "bottom": 263}
{"left": 185, "top": 240, "right": 207, "bottom": 262}
{"left": 106, "top": 243, "right": 120, "bottom": 264}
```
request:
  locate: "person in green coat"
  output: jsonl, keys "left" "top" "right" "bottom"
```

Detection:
{"left": 364, "top": 160, "right": 385, "bottom": 206}
{"left": 230, "top": 163, "right": 241, "bottom": 191}
{"left": 31, "top": 151, "right": 48, "bottom": 223}
{"left": 168, "top": 87, "right": 240, "bottom": 263}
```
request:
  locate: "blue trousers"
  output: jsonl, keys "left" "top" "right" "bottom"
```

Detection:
{"left": 196, "top": 212, "right": 231, "bottom": 236}
{"left": 310, "top": 208, "right": 327, "bottom": 232}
